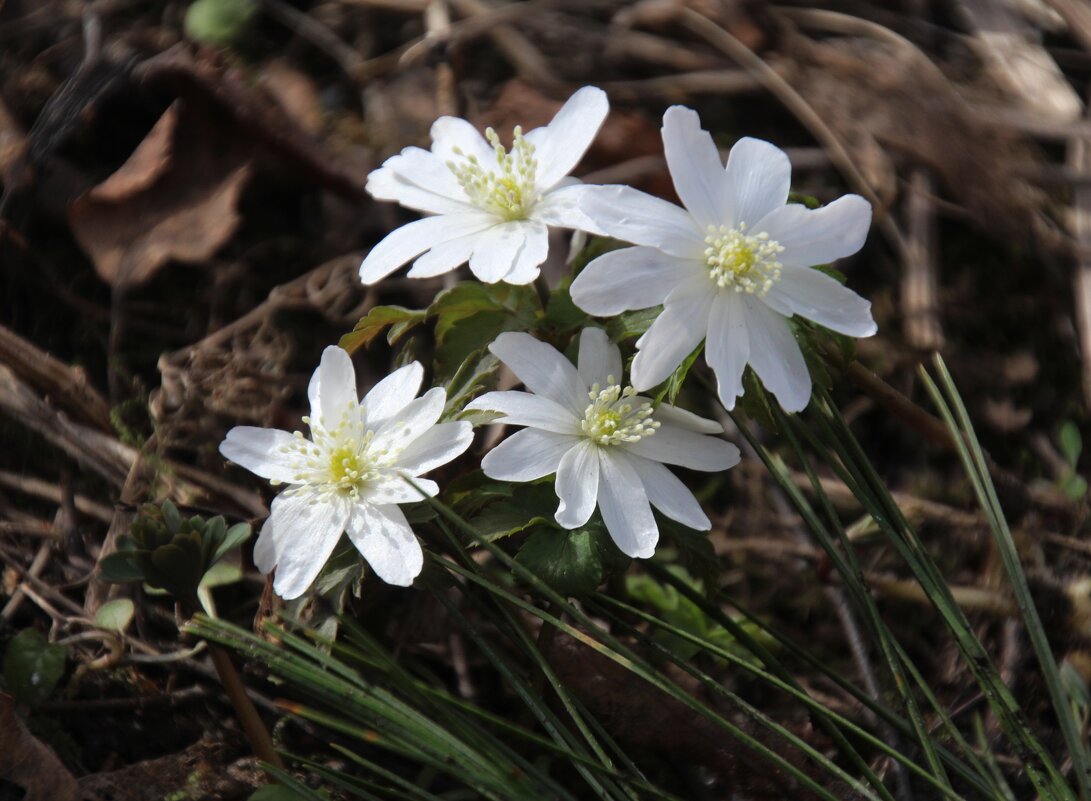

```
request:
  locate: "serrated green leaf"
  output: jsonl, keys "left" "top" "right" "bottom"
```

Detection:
{"left": 515, "top": 528, "right": 610, "bottom": 597}
{"left": 340, "top": 306, "right": 427, "bottom": 355}
{"left": 94, "top": 598, "right": 135, "bottom": 633}
{"left": 3, "top": 629, "right": 66, "bottom": 704}
{"left": 469, "top": 483, "right": 561, "bottom": 542}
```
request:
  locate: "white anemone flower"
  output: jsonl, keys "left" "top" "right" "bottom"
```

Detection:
{"left": 570, "top": 106, "right": 876, "bottom": 413}
{"left": 219, "top": 346, "right": 473, "bottom": 599}
{"left": 466, "top": 328, "right": 740, "bottom": 558}
{"left": 359, "top": 86, "right": 609, "bottom": 286}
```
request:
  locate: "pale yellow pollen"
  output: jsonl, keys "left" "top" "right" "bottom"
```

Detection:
{"left": 704, "top": 222, "right": 784, "bottom": 296}
{"left": 274, "top": 400, "right": 407, "bottom": 502}
{"left": 580, "top": 376, "right": 660, "bottom": 446}
{"left": 446, "top": 126, "right": 539, "bottom": 221}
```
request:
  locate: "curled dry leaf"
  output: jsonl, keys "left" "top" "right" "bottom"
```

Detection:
{"left": 68, "top": 99, "right": 252, "bottom": 290}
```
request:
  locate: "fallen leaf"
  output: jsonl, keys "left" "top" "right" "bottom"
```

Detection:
{"left": 68, "top": 99, "right": 252, "bottom": 289}
{"left": 0, "top": 693, "right": 81, "bottom": 801}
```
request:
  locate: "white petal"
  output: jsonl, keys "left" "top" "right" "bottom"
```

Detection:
{"left": 407, "top": 231, "right": 478, "bottom": 278}
{"left": 396, "top": 421, "right": 473, "bottom": 475}
{"left": 597, "top": 452, "right": 658, "bottom": 558}
{"left": 480, "top": 429, "right": 579, "bottom": 482}
{"left": 430, "top": 115, "right": 494, "bottom": 165}
{"left": 268, "top": 492, "right": 349, "bottom": 600}
{"left": 308, "top": 346, "right": 359, "bottom": 429}
{"left": 526, "top": 86, "right": 609, "bottom": 190}
{"left": 532, "top": 184, "right": 607, "bottom": 235}
{"left": 661, "top": 106, "right": 731, "bottom": 228}
{"left": 367, "top": 161, "right": 470, "bottom": 215}
{"left": 705, "top": 292, "right": 750, "bottom": 411}
{"left": 362, "top": 361, "right": 424, "bottom": 430}
{"left": 578, "top": 185, "right": 704, "bottom": 258}
{"left": 469, "top": 223, "right": 525, "bottom": 284}
{"left": 652, "top": 403, "right": 723, "bottom": 435}
{"left": 724, "top": 137, "right": 792, "bottom": 227}
{"left": 625, "top": 455, "right": 710, "bottom": 530}
{"left": 624, "top": 419, "right": 740, "bottom": 471}
{"left": 365, "top": 475, "right": 439, "bottom": 504}
{"left": 570, "top": 246, "right": 705, "bottom": 317}
{"left": 371, "top": 387, "right": 446, "bottom": 453}
{"left": 757, "top": 194, "right": 872, "bottom": 268}
{"left": 375, "top": 146, "right": 468, "bottom": 201}
{"left": 630, "top": 282, "right": 714, "bottom": 391}
{"left": 360, "top": 213, "right": 495, "bottom": 285}
{"left": 346, "top": 503, "right": 422, "bottom": 587}
{"left": 501, "top": 220, "right": 550, "bottom": 285}
{"left": 554, "top": 440, "right": 600, "bottom": 529}
{"left": 253, "top": 513, "right": 279, "bottom": 574}
{"left": 219, "top": 426, "right": 301, "bottom": 483}
{"left": 743, "top": 297, "right": 812, "bottom": 412}
{"left": 488, "top": 331, "right": 588, "bottom": 415}
{"left": 465, "top": 390, "right": 580, "bottom": 435}
{"left": 577, "top": 327, "right": 623, "bottom": 389}
{"left": 764, "top": 267, "right": 877, "bottom": 337}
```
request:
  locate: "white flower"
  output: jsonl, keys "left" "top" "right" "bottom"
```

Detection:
{"left": 466, "top": 328, "right": 739, "bottom": 558}
{"left": 569, "top": 106, "right": 876, "bottom": 413}
{"left": 359, "top": 86, "right": 609, "bottom": 287}
{"left": 219, "top": 347, "right": 473, "bottom": 599}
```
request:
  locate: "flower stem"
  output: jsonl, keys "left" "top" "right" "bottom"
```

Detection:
{"left": 207, "top": 641, "right": 285, "bottom": 770}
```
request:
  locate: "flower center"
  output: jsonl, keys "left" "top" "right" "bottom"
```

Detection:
{"left": 328, "top": 444, "right": 371, "bottom": 488}
{"left": 580, "top": 378, "right": 660, "bottom": 446}
{"left": 447, "top": 126, "right": 538, "bottom": 221}
{"left": 704, "top": 223, "right": 784, "bottom": 296}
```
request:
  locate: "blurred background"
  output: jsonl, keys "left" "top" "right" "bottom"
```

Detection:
{"left": 1, "top": 1, "right": 1090, "bottom": 799}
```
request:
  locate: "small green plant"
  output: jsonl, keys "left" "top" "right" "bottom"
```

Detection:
{"left": 99, "top": 500, "right": 250, "bottom": 600}
{"left": 1058, "top": 422, "right": 1087, "bottom": 500}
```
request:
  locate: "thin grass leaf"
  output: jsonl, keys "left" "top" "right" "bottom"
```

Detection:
{"left": 810, "top": 387, "right": 1075, "bottom": 801}
{"left": 924, "top": 355, "right": 1090, "bottom": 799}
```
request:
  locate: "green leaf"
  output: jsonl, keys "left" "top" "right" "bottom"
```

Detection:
{"left": 541, "top": 286, "right": 589, "bottom": 334}
{"left": 605, "top": 307, "right": 661, "bottom": 341}
{"left": 184, "top": 0, "right": 259, "bottom": 47}
{"left": 1059, "top": 422, "right": 1083, "bottom": 467}
{"left": 441, "top": 350, "right": 499, "bottom": 421}
{"left": 94, "top": 599, "right": 135, "bottom": 633}
{"left": 1060, "top": 471, "right": 1088, "bottom": 500}
{"left": 655, "top": 343, "right": 703, "bottom": 406}
{"left": 738, "top": 367, "right": 779, "bottom": 431}
{"left": 98, "top": 551, "right": 146, "bottom": 583}
{"left": 247, "top": 785, "right": 311, "bottom": 801}
{"left": 200, "top": 558, "right": 244, "bottom": 589}
{"left": 3, "top": 629, "right": 66, "bottom": 704}
{"left": 514, "top": 527, "right": 613, "bottom": 597}
{"left": 787, "top": 191, "right": 821, "bottom": 209}
{"left": 469, "top": 483, "right": 560, "bottom": 542}
{"left": 212, "top": 521, "right": 252, "bottom": 565}
{"left": 162, "top": 500, "right": 182, "bottom": 535}
{"left": 340, "top": 306, "right": 427, "bottom": 354}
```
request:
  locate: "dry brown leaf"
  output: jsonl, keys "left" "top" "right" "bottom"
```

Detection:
{"left": 0, "top": 694, "right": 81, "bottom": 801}
{"left": 68, "top": 99, "right": 252, "bottom": 290}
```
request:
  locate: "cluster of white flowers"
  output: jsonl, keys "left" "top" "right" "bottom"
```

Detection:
{"left": 221, "top": 88, "right": 876, "bottom": 599}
